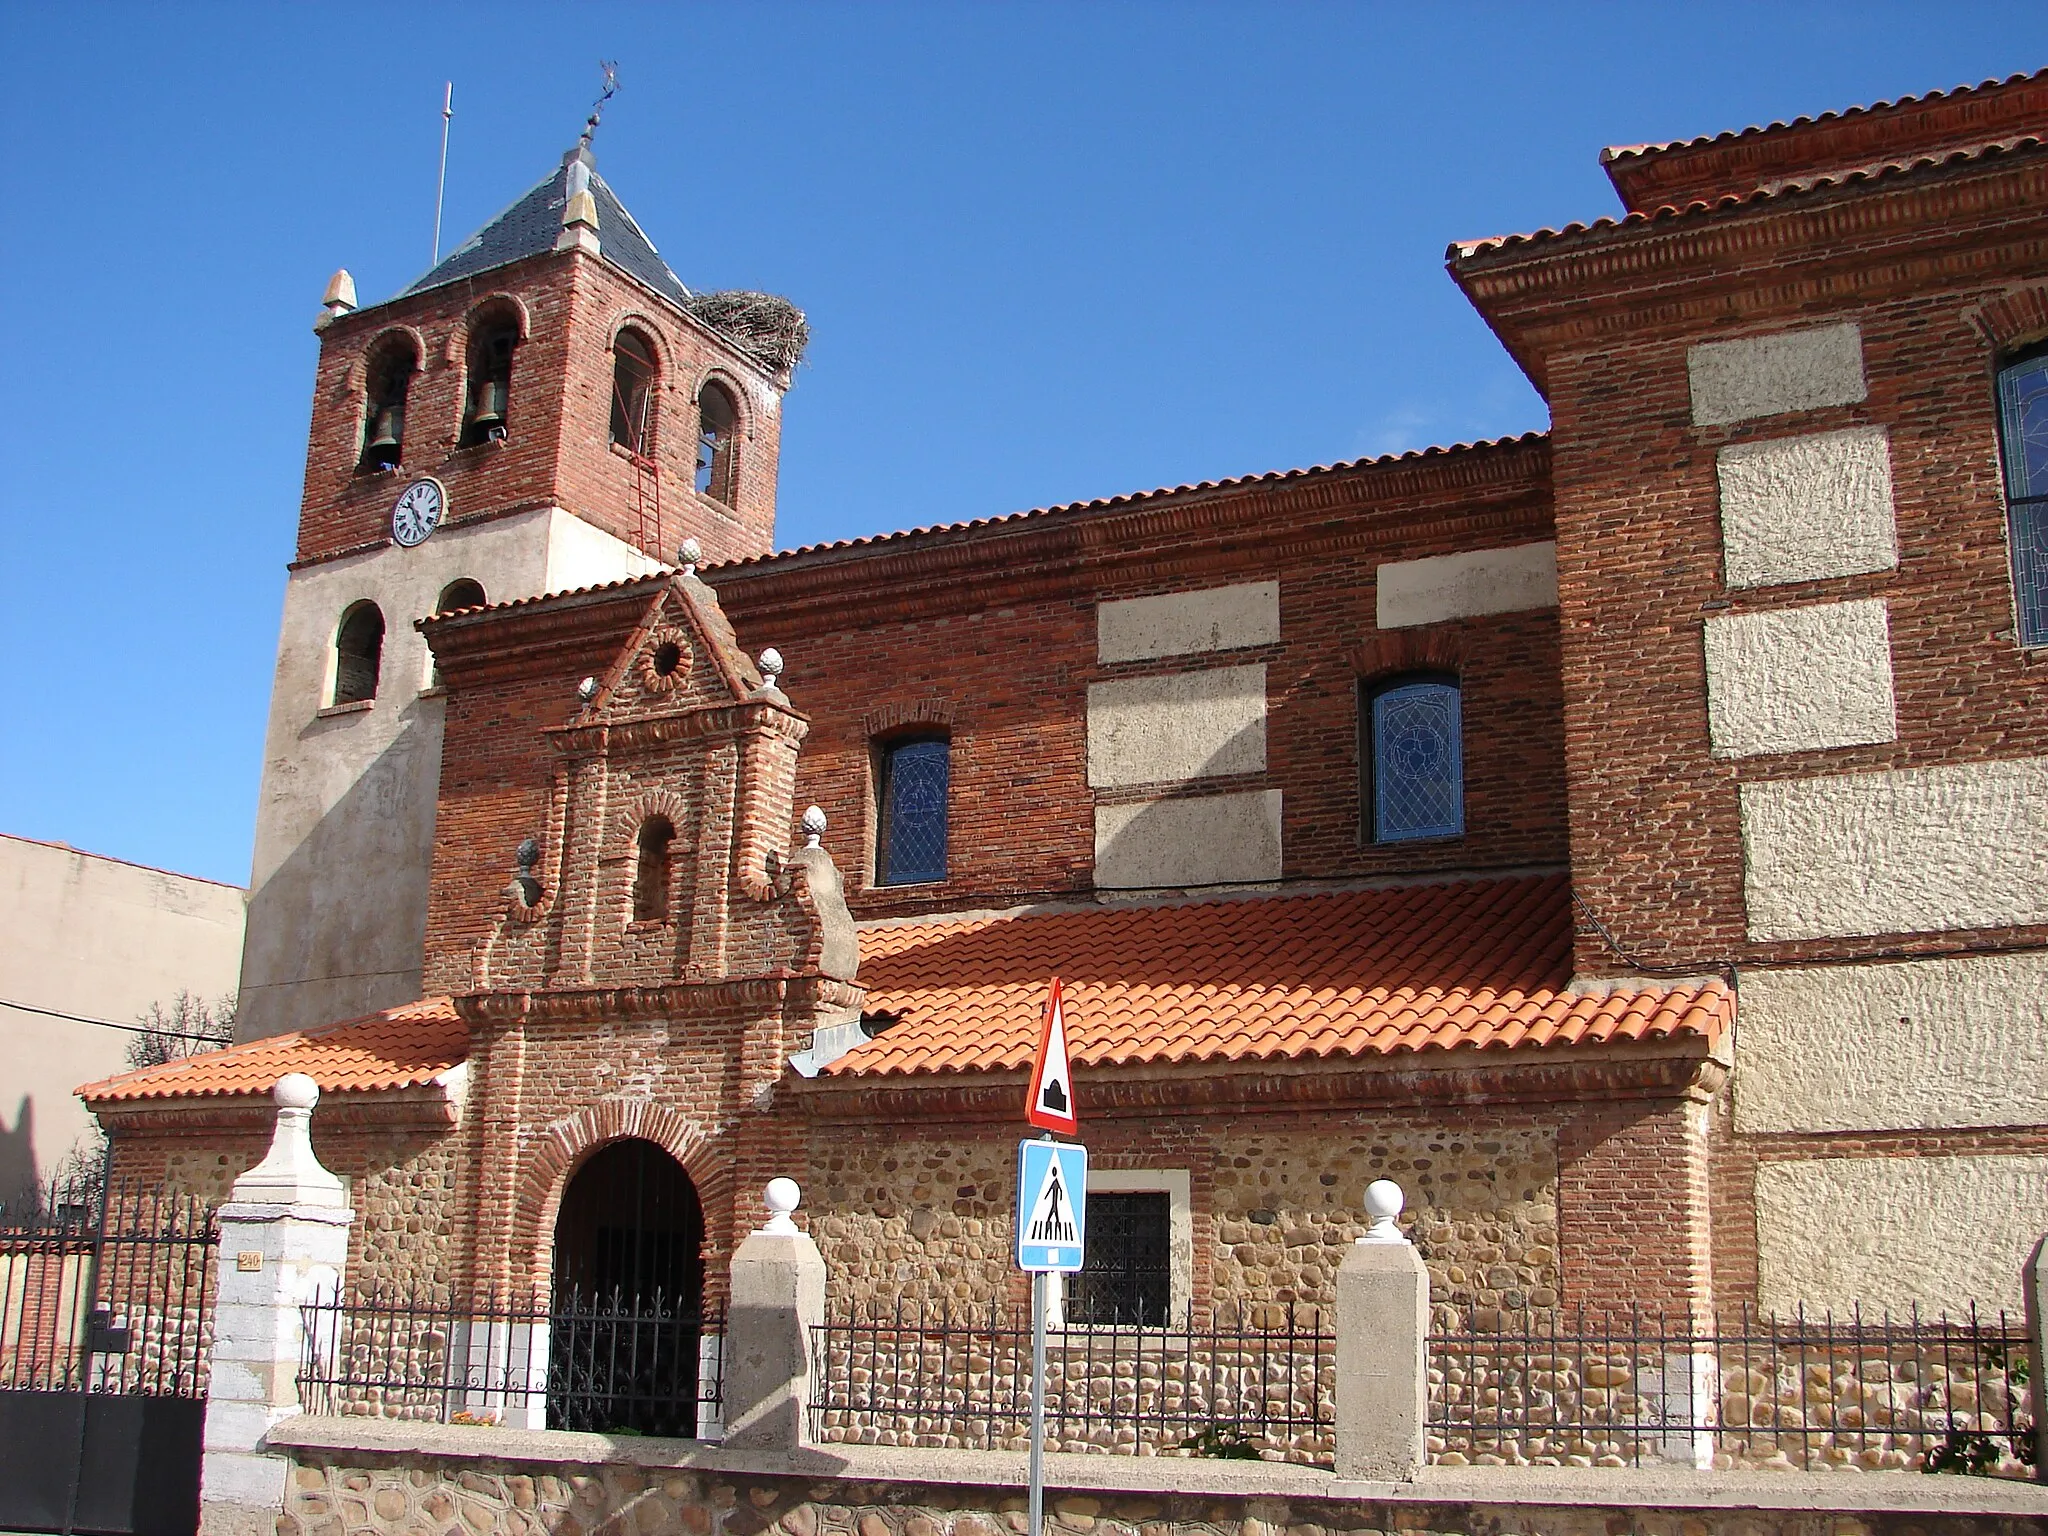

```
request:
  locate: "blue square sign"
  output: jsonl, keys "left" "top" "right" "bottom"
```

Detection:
{"left": 1015, "top": 1140, "right": 1087, "bottom": 1272}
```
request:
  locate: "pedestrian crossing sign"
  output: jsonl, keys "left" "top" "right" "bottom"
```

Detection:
{"left": 1015, "top": 1139, "right": 1088, "bottom": 1272}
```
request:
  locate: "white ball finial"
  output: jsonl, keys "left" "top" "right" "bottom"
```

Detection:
{"left": 273, "top": 1073, "right": 320, "bottom": 1111}
{"left": 576, "top": 676, "right": 599, "bottom": 704}
{"left": 801, "top": 805, "right": 827, "bottom": 848}
{"left": 758, "top": 647, "right": 784, "bottom": 683}
{"left": 678, "top": 537, "right": 703, "bottom": 573}
{"left": 762, "top": 1177, "right": 802, "bottom": 1235}
{"left": 1359, "top": 1178, "right": 1409, "bottom": 1244}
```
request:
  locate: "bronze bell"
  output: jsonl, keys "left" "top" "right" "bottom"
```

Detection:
{"left": 470, "top": 380, "right": 508, "bottom": 431}
{"left": 366, "top": 405, "right": 403, "bottom": 455}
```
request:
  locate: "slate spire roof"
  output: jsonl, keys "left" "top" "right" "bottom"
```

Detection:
{"left": 404, "top": 145, "right": 692, "bottom": 308}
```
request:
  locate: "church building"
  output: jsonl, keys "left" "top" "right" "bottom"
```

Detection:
{"left": 83, "top": 70, "right": 2048, "bottom": 1341}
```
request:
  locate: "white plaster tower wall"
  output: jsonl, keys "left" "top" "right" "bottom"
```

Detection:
{"left": 237, "top": 508, "right": 658, "bottom": 1041}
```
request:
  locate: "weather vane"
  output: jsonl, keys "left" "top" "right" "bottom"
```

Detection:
{"left": 578, "top": 61, "right": 620, "bottom": 151}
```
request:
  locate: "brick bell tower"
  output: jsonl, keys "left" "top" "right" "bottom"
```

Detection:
{"left": 237, "top": 140, "right": 808, "bottom": 1041}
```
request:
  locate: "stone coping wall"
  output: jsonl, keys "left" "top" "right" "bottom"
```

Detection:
{"left": 265, "top": 1418, "right": 2048, "bottom": 1536}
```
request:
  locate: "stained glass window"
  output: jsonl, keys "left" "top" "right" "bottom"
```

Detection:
{"left": 1370, "top": 679, "right": 1464, "bottom": 842}
{"left": 1996, "top": 347, "right": 2048, "bottom": 649}
{"left": 879, "top": 736, "right": 949, "bottom": 885}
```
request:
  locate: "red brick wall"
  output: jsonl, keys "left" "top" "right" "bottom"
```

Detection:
{"left": 297, "top": 251, "right": 780, "bottom": 570}
{"left": 1461, "top": 164, "right": 2048, "bottom": 977}
{"left": 713, "top": 439, "right": 1570, "bottom": 920}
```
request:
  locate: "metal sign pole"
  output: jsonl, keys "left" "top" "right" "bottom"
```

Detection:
{"left": 1028, "top": 1268, "right": 1047, "bottom": 1536}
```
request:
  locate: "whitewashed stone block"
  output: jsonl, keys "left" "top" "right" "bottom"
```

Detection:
{"left": 1741, "top": 756, "right": 2048, "bottom": 939}
{"left": 1086, "top": 665, "right": 1266, "bottom": 787}
{"left": 1703, "top": 599, "right": 1896, "bottom": 758}
{"left": 1756, "top": 1154, "right": 2047, "bottom": 1313}
{"left": 1717, "top": 427, "right": 1898, "bottom": 588}
{"left": 1688, "top": 323, "right": 1867, "bottom": 426}
{"left": 1375, "top": 542, "right": 1557, "bottom": 630}
{"left": 1734, "top": 954, "right": 2048, "bottom": 1133}
{"left": 1097, "top": 581, "right": 1279, "bottom": 663}
{"left": 1094, "top": 790, "right": 1282, "bottom": 888}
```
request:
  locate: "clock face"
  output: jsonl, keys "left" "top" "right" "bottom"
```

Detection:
{"left": 391, "top": 477, "right": 446, "bottom": 548}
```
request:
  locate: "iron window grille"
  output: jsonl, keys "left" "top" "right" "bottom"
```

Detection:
{"left": 1996, "top": 345, "right": 2048, "bottom": 648}
{"left": 877, "top": 735, "right": 949, "bottom": 885}
{"left": 1367, "top": 676, "right": 1464, "bottom": 842}
{"left": 1065, "top": 1191, "right": 1171, "bottom": 1326}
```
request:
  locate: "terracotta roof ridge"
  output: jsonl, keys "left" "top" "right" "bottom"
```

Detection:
{"left": 418, "top": 571, "right": 673, "bottom": 628}
{"left": 707, "top": 433, "right": 1552, "bottom": 574}
{"left": 76, "top": 996, "right": 460, "bottom": 1102}
{"left": 1598, "top": 68, "right": 2048, "bottom": 164}
{"left": 1452, "top": 135, "right": 2047, "bottom": 262}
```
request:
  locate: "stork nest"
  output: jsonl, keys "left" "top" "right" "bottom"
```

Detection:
{"left": 684, "top": 290, "right": 810, "bottom": 380}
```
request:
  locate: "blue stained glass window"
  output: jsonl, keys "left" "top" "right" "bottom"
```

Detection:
{"left": 879, "top": 737, "right": 949, "bottom": 885}
{"left": 1996, "top": 348, "right": 2048, "bottom": 648}
{"left": 1371, "top": 680, "right": 1464, "bottom": 842}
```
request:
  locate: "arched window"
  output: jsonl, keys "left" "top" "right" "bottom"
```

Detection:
{"left": 333, "top": 601, "right": 385, "bottom": 706}
{"left": 1995, "top": 342, "right": 2048, "bottom": 648}
{"left": 460, "top": 314, "right": 519, "bottom": 446}
{"left": 425, "top": 580, "right": 486, "bottom": 689}
{"left": 611, "top": 329, "right": 659, "bottom": 457}
{"left": 695, "top": 380, "right": 739, "bottom": 503}
{"left": 359, "top": 338, "right": 417, "bottom": 472}
{"left": 436, "top": 578, "right": 486, "bottom": 614}
{"left": 876, "top": 735, "right": 949, "bottom": 885}
{"left": 1364, "top": 675, "right": 1463, "bottom": 843}
{"left": 632, "top": 816, "right": 677, "bottom": 922}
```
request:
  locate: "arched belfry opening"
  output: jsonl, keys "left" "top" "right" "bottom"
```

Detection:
{"left": 548, "top": 1138, "right": 706, "bottom": 1435}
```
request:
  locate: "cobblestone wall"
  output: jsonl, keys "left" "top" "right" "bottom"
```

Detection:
{"left": 276, "top": 1444, "right": 2046, "bottom": 1536}
{"left": 803, "top": 1123, "right": 1559, "bottom": 1316}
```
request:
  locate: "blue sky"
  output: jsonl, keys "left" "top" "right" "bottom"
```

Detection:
{"left": 3, "top": 4, "right": 2044, "bottom": 888}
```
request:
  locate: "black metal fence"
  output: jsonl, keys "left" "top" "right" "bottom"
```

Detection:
{"left": 298, "top": 1287, "right": 725, "bottom": 1438}
{"left": 1428, "top": 1303, "right": 2038, "bottom": 1475}
{"left": 0, "top": 1185, "right": 218, "bottom": 1395}
{"left": 810, "top": 1300, "right": 1334, "bottom": 1462}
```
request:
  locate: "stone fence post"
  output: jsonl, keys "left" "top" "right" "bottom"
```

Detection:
{"left": 201, "top": 1074, "right": 352, "bottom": 1536}
{"left": 722, "top": 1177, "right": 826, "bottom": 1450}
{"left": 1334, "top": 1178, "right": 1429, "bottom": 1481}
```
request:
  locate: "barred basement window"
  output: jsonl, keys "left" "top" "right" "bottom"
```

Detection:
{"left": 1365, "top": 674, "right": 1463, "bottom": 843}
{"left": 632, "top": 816, "right": 676, "bottom": 922}
{"left": 695, "top": 380, "right": 739, "bottom": 504}
{"left": 1995, "top": 342, "right": 2048, "bottom": 648}
{"left": 876, "top": 735, "right": 948, "bottom": 886}
{"left": 1066, "top": 1192, "right": 1171, "bottom": 1325}
{"left": 333, "top": 601, "right": 385, "bottom": 706}
{"left": 611, "top": 329, "right": 659, "bottom": 456}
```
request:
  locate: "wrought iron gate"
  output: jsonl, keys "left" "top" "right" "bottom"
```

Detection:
{"left": 0, "top": 1185, "right": 218, "bottom": 1535}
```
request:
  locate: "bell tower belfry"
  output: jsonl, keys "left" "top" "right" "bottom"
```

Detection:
{"left": 236, "top": 144, "right": 808, "bottom": 1041}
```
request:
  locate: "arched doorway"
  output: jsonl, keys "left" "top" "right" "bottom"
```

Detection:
{"left": 548, "top": 1138, "right": 706, "bottom": 1435}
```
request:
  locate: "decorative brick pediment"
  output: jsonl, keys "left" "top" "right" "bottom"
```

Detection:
{"left": 582, "top": 574, "right": 766, "bottom": 725}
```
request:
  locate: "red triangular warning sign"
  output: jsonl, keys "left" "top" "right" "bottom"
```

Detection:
{"left": 1026, "top": 977, "right": 1078, "bottom": 1134}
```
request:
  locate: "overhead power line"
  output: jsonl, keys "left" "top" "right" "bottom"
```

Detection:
{"left": 0, "top": 997, "right": 230, "bottom": 1045}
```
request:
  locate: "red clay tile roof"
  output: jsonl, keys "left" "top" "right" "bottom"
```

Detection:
{"left": 78, "top": 998, "right": 465, "bottom": 1104}
{"left": 1451, "top": 136, "right": 2046, "bottom": 262}
{"left": 833, "top": 874, "right": 1729, "bottom": 1078}
{"left": 1600, "top": 69, "right": 2048, "bottom": 168}
{"left": 710, "top": 433, "right": 1549, "bottom": 574}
